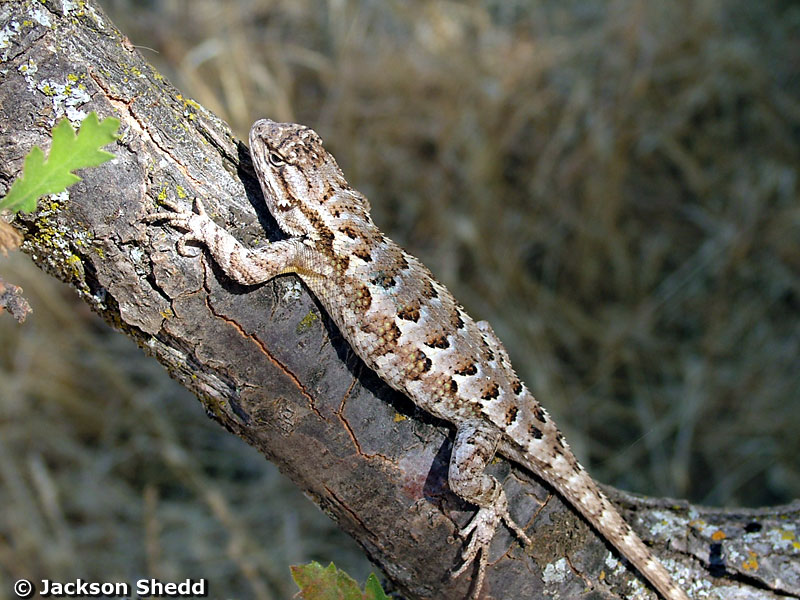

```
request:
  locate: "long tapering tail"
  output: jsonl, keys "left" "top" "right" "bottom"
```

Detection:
{"left": 502, "top": 434, "right": 689, "bottom": 600}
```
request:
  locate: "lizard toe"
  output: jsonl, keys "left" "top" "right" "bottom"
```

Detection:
{"left": 176, "top": 235, "right": 203, "bottom": 257}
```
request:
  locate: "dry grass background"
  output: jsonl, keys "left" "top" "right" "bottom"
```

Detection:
{"left": 1, "top": 0, "right": 799, "bottom": 597}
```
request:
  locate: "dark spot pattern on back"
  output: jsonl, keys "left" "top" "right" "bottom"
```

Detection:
{"left": 339, "top": 224, "right": 359, "bottom": 239}
{"left": 534, "top": 406, "right": 547, "bottom": 423}
{"left": 407, "top": 349, "right": 432, "bottom": 379}
{"left": 481, "top": 382, "right": 500, "bottom": 400}
{"left": 354, "top": 247, "right": 372, "bottom": 262}
{"left": 455, "top": 362, "right": 477, "bottom": 376}
{"left": 335, "top": 254, "right": 350, "bottom": 274}
{"left": 352, "top": 284, "right": 372, "bottom": 312}
{"left": 385, "top": 321, "right": 401, "bottom": 343}
{"left": 425, "top": 334, "right": 450, "bottom": 349}
{"left": 421, "top": 279, "right": 438, "bottom": 299}
{"left": 361, "top": 318, "right": 401, "bottom": 356}
{"left": 371, "top": 273, "right": 397, "bottom": 289}
{"left": 529, "top": 425, "right": 543, "bottom": 439}
{"left": 397, "top": 304, "right": 420, "bottom": 322}
{"left": 505, "top": 406, "right": 518, "bottom": 427}
{"left": 396, "top": 253, "right": 410, "bottom": 272}
{"left": 512, "top": 380, "right": 523, "bottom": 395}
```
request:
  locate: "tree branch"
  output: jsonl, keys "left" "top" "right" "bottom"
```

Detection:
{"left": 1, "top": 1, "right": 797, "bottom": 598}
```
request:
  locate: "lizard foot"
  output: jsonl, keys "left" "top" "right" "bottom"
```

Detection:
{"left": 452, "top": 499, "right": 531, "bottom": 598}
{"left": 144, "top": 198, "right": 213, "bottom": 257}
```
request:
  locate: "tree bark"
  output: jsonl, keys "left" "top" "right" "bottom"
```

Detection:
{"left": 1, "top": 1, "right": 798, "bottom": 598}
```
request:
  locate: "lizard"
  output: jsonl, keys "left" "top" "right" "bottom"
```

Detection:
{"left": 145, "top": 118, "right": 690, "bottom": 600}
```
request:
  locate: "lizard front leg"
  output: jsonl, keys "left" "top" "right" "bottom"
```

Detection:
{"left": 145, "top": 198, "right": 311, "bottom": 285}
{"left": 449, "top": 423, "right": 531, "bottom": 598}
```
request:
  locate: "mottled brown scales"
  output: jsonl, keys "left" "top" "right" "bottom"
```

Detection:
{"left": 352, "top": 284, "right": 372, "bottom": 312}
{"left": 334, "top": 255, "right": 349, "bottom": 275}
{"left": 329, "top": 195, "right": 369, "bottom": 221}
{"left": 373, "top": 243, "right": 410, "bottom": 278}
{"left": 421, "top": 278, "right": 438, "bottom": 299}
{"left": 371, "top": 273, "right": 396, "bottom": 288}
{"left": 296, "top": 203, "right": 336, "bottom": 258}
{"left": 406, "top": 348, "right": 433, "bottom": 379}
{"left": 380, "top": 320, "right": 401, "bottom": 344}
{"left": 505, "top": 406, "right": 518, "bottom": 427}
{"left": 361, "top": 318, "right": 401, "bottom": 356}
{"left": 425, "top": 334, "right": 450, "bottom": 349}
{"left": 397, "top": 304, "right": 420, "bottom": 322}
{"left": 480, "top": 382, "right": 500, "bottom": 401}
{"left": 455, "top": 362, "right": 478, "bottom": 376}
{"left": 396, "top": 254, "right": 409, "bottom": 272}
{"left": 146, "top": 119, "right": 689, "bottom": 600}
{"left": 340, "top": 224, "right": 359, "bottom": 239}
{"left": 273, "top": 174, "right": 294, "bottom": 212}
{"left": 321, "top": 185, "right": 336, "bottom": 203}
{"left": 353, "top": 247, "right": 372, "bottom": 262}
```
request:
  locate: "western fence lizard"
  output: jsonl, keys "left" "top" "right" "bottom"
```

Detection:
{"left": 145, "top": 119, "right": 689, "bottom": 600}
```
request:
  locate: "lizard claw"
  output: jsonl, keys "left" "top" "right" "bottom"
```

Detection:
{"left": 144, "top": 198, "right": 212, "bottom": 258}
{"left": 451, "top": 506, "right": 499, "bottom": 599}
{"left": 142, "top": 198, "right": 192, "bottom": 226}
{"left": 452, "top": 506, "right": 500, "bottom": 574}
{"left": 193, "top": 197, "right": 207, "bottom": 216}
{"left": 451, "top": 500, "right": 531, "bottom": 598}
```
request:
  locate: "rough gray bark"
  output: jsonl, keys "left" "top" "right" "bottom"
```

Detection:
{"left": 1, "top": 1, "right": 797, "bottom": 598}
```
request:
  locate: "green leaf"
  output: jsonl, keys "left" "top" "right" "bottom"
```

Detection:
{"left": 363, "top": 574, "right": 390, "bottom": 600}
{"left": 0, "top": 112, "right": 119, "bottom": 213}
{"left": 290, "top": 562, "right": 389, "bottom": 600}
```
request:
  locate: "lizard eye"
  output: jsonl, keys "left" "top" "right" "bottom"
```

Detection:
{"left": 268, "top": 152, "right": 285, "bottom": 167}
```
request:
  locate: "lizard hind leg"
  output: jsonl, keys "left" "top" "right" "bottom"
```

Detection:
{"left": 449, "top": 423, "right": 531, "bottom": 598}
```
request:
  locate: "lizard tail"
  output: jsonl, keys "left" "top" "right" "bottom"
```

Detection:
{"left": 507, "top": 440, "right": 689, "bottom": 600}
{"left": 558, "top": 476, "right": 691, "bottom": 600}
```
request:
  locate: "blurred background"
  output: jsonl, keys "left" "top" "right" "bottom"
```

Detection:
{"left": 1, "top": 0, "right": 798, "bottom": 597}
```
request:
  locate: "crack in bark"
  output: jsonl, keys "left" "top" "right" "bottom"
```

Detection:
{"left": 204, "top": 293, "right": 324, "bottom": 420}
{"left": 324, "top": 485, "right": 377, "bottom": 540}
{"left": 89, "top": 69, "right": 218, "bottom": 197}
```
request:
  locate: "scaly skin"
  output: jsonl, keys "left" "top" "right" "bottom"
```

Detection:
{"left": 145, "top": 119, "right": 689, "bottom": 600}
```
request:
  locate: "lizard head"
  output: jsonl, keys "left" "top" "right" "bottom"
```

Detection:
{"left": 249, "top": 119, "right": 371, "bottom": 237}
